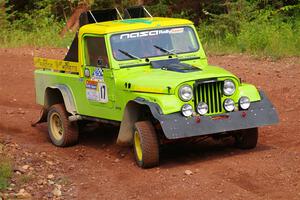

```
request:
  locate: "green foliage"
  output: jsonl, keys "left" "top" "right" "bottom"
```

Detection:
{"left": 0, "top": 0, "right": 11, "bottom": 29}
{"left": 147, "top": 0, "right": 195, "bottom": 19}
{"left": 172, "top": 9, "right": 195, "bottom": 19}
{"left": 0, "top": 156, "right": 12, "bottom": 190}
{"left": 0, "top": 0, "right": 74, "bottom": 47}
{"left": 147, "top": 1, "right": 170, "bottom": 17}
{"left": 199, "top": 0, "right": 300, "bottom": 58}
{"left": 0, "top": 0, "right": 299, "bottom": 57}
{"left": 91, "top": 0, "right": 115, "bottom": 9}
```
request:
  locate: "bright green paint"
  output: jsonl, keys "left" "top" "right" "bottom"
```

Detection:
{"left": 118, "top": 18, "right": 154, "bottom": 24}
{"left": 34, "top": 17, "right": 261, "bottom": 122}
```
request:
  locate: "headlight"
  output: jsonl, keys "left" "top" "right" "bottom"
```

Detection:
{"left": 239, "top": 96, "right": 250, "bottom": 110}
{"left": 197, "top": 102, "right": 208, "bottom": 115}
{"left": 181, "top": 104, "right": 193, "bottom": 117}
{"left": 223, "top": 80, "right": 235, "bottom": 96}
{"left": 179, "top": 85, "right": 193, "bottom": 101}
{"left": 224, "top": 98, "right": 235, "bottom": 112}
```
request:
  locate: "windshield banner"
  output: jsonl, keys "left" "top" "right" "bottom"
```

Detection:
{"left": 120, "top": 28, "right": 184, "bottom": 40}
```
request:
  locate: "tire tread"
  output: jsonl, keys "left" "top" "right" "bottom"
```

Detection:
{"left": 235, "top": 128, "right": 258, "bottom": 149}
{"left": 47, "top": 104, "right": 79, "bottom": 147}
{"left": 134, "top": 121, "right": 159, "bottom": 168}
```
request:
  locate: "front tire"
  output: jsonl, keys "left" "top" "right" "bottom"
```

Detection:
{"left": 234, "top": 128, "right": 258, "bottom": 149}
{"left": 133, "top": 121, "right": 159, "bottom": 168}
{"left": 47, "top": 104, "right": 79, "bottom": 147}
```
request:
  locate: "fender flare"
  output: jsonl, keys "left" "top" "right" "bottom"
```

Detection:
{"left": 116, "top": 98, "right": 162, "bottom": 146}
{"left": 31, "top": 85, "right": 77, "bottom": 126}
{"left": 46, "top": 85, "right": 77, "bottom": 115}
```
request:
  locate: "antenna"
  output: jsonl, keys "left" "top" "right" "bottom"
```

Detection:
{"left": 115, "top": 8, "right": 124, "bottom": 20}
{"left": 88, "top": 10, "right": 97, "bottom": 23}
{"left": 143, "top": 6, "right": 153, "bottom": 18}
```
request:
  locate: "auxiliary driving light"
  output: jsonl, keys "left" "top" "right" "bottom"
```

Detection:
{"left": 224, "top": 98, "right": 235, "bottom": 112}
{"left": 181, "top": 104, "right": 193, "bottom": 117}
{"left": 239, "top": 96, "right": 251, "bottom": 110}
{"left": 197, "top": 102, "right": 208, "bottom": 115}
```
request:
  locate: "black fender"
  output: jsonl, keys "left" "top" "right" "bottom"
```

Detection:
{"left": 116, "top": 98, "right": 162, "bottom": 146}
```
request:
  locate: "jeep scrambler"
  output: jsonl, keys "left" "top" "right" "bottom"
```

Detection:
{"left": 33, "top": 7, "right": 279, "bottom": 168}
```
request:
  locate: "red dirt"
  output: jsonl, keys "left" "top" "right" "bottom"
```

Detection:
{"left": 0, "top": 48, "right": 300, "bottom": 199}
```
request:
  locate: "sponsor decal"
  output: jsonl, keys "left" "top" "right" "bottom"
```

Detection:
{"left": 120, "top": 28, "right": 184, "bottom": 40}
{"left": 92, "top": 67, "right": 103, "bottom": 81}
{"left": 86, "top": 80, "right": 108, "bottom": 103}
{"left": 169, "top": 28, "right": 184, "bottom": 34}
{"left": 86, "top": 80, "right": 98, "bottom": 90}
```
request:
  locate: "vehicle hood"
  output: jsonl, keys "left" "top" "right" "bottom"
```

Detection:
{"left": 118, "top": 64, "right": 237, "bottom": 94}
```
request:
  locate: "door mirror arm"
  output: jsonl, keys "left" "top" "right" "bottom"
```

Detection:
{"left": 97, "top": 57, "right": 105, "bottom": 68}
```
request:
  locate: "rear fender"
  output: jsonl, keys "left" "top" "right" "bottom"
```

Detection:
{"left": 31, "top": 85, "right": 77, "bottom": 126}
{"left": 45, "top": 85, "right": 77, "bottom": 115}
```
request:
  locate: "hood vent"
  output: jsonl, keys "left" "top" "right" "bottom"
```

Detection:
{"left": 151, "top": 58, "right": 201, "bottom": 73}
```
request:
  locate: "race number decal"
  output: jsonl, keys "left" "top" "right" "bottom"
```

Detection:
{"left": 86, "top": 80, "right": 108, "bottom": 103}
{"left": 98, "top": 82, "right": 108, "bottom": 103}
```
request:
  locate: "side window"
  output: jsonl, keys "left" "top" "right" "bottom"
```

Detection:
{"left": 84, "top": 36, "right": 109, "bottom": 68}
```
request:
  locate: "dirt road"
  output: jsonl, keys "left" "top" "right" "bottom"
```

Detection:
{"left": 0, "top": 48, "right": 299, "bottom": 199}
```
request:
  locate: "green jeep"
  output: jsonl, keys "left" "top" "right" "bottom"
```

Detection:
{"left": 33, "top": 7, "right": 279, "bottom": 168}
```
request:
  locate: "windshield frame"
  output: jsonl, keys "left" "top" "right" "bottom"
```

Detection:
{"left": 109, "top": 26, "right": 200, "bottom": 61}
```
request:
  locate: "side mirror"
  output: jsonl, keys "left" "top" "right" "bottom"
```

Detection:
{"left": 97, "top": 58, "right": 104, "bottom": 68}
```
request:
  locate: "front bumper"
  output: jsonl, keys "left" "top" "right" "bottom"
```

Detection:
{"left": 149, "top": 91, "right": 279, "bottom": 139}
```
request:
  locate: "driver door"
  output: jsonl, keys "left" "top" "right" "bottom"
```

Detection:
{"left": 83, "top": 35, "right": 115, "bottom": 111}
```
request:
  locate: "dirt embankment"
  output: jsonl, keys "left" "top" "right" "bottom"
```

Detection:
{"left": 0, "top": 48, "right": 299, "bottom": 199}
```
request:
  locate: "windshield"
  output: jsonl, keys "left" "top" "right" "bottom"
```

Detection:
{"left": 110, "top": 26, "right": 199, "bottom": 61}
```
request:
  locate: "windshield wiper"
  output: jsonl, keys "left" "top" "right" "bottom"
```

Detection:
{"left": 118, "top": 49, "right": 141, "bottom": 60}
{"left": 153, "top": 45, "right": 178, "bottom": 56}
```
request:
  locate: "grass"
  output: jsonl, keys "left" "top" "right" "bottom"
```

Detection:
{"left": 0, "top": 27, "right": 74, "bottom": 48}
{"left": 199, "top": 17, "right": 300, "bottom": 59}
{"left": 18, "top": 174, "right": 33, "bottom": 185}
{"left": 0, "top": 154, "right": 12, "bottom": 190}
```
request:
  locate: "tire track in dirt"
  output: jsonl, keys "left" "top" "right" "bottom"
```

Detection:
{"left": 0, "top": 122, "right": 24, "bottom": 134}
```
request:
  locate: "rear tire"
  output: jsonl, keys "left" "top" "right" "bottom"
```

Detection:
{"left": 234, "top": 128, "right": 258, "bottom": 149}
{"left": 133, "top": 121, "right": 159, "bottom": 168}
{"left": 47, "top": 104, "right": 79, "bottom": 147}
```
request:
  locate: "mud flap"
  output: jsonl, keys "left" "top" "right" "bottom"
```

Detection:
{"left": 117, "top": 102, "right": 143, "bottom": 146}
{"left": 31, "top": 107, "right": 47, "bottom": 127}
{"left": 116, "top": 99, "right": 162, "bottom": 146}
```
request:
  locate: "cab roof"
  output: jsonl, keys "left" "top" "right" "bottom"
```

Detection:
{"left": 78, "top": 17, "right": 193, "bottom": 36}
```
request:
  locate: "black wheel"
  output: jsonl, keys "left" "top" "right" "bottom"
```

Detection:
{"left": 47, "top": 104, "right": 79, "bottom": 147}
{"left": 133, "top": 121, "right": 159, "bottom": 168}
{"left": 234, "top": 128, "right": 258, "bottom": 149}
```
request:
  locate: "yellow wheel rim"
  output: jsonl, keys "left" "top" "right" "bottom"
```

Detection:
{"left": 134, "top": 130, "right": 143, "bottom": 161}
{"left": 50, "top": 112, "right": 64, "bottom": 141}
